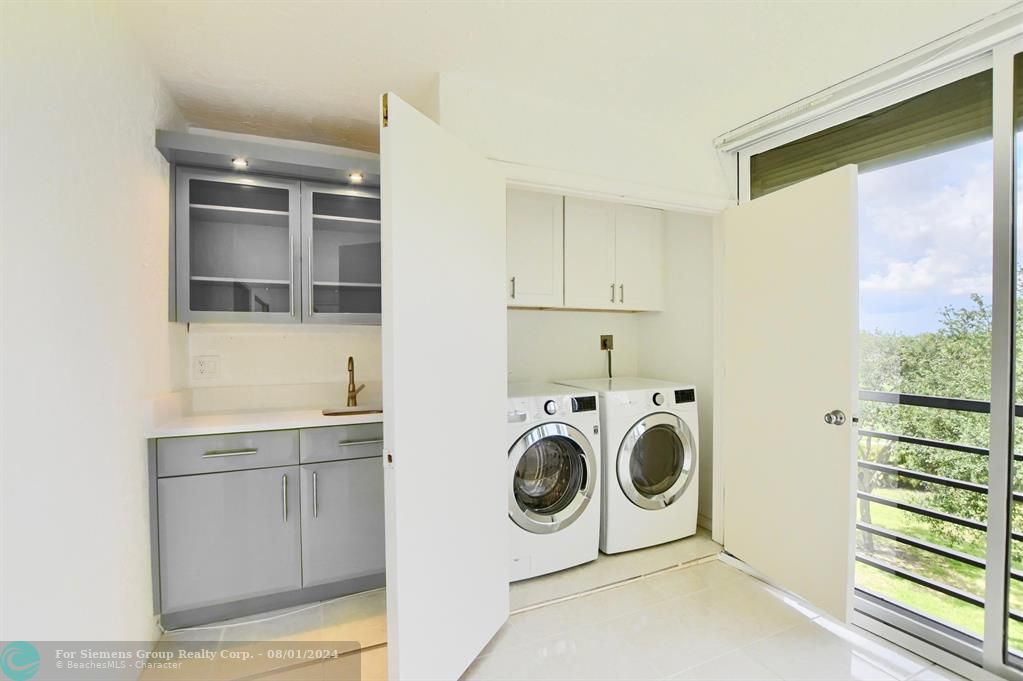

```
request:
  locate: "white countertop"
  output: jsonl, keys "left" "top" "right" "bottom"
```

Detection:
{"left": 148, "top": 407, "right": 383, "bottom": 439}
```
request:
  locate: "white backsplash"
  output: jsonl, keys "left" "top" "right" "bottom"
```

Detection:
{"left": 185, "top": 324, "right": 382, "bottom": 413}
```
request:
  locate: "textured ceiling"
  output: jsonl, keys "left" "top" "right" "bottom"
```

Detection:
{"left": 116, "top": 1, "right": 1015, "bottom": 153}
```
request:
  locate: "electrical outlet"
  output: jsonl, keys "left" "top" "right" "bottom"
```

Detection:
{"left": 600, "top": 334, "right": 614, "bottom": 351}
{"left": 193, "top": 355, "right": 220, "bottom": 380}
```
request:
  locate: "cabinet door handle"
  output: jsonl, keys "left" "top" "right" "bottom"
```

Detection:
{"left": 202, "top": 448, "right": 258, "bottom": 459}
{"left": 282, "top": 474, "right": 288, "bottom": 523}
{"left": 511, "top": 276, "right": 516, "bottom": 299}
{"left": 312, "top": 471, "right": 318, "bottom": 518}
{"left": 339, "top": 438, "right": 385, "bottom": 447}
{"left": 610, "top": 283, "right": 615, "bottom": 303}
{"left": 619, "top": 283, "right": 624, "bottom": 304}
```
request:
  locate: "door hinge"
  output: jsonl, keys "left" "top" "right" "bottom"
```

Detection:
{"left": 381, "top": 93, "right": 389, "bottom": 128}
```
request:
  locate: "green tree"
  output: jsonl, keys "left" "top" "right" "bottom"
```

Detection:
{"left": 859, "top": 289, "right": 1023, "bottom": 565}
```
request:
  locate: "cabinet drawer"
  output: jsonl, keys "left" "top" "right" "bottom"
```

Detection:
{"left": 157, "top": 430, "right": 299, "bottom": 477}
{"left": 300, "top": 423, "right": 384, "bottom": 464}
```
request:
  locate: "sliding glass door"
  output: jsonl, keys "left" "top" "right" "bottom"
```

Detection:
{"left": 748, "top": 42, "right": 1022, "bottom": 678}
{"left": 1005, "top": 48, "right": 1023, "bottom": 671}
{"left": 856, "top": 126, "right": 994, "bottom": 649}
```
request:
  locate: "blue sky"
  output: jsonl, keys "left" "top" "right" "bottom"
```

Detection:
{"left": 858, "top": 138, "right": 1005, "bottom": 335}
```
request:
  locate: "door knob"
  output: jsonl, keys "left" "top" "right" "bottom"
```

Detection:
{"left": 824, "top": 409, "right": 846, "bottom": 426}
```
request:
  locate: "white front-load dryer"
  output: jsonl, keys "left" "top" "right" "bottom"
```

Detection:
{"left": 507, "top": 382, "right": 601, "bottom": 581}
{"left": 556, "top": 377, "right": 698, "bottom": 554}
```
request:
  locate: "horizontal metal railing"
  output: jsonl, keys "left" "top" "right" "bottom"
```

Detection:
{"left": 856, "top": 389, "right": 1023, "bottom": 622}
{"left": 860, "top": 389, "right": 1023, "bottom": 417}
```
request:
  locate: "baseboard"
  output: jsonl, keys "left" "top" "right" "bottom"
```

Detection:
{"left": 161, "top": 573, "right": 385, "bottom": 630}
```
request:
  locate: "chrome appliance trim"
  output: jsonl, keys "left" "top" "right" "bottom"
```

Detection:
{"left": 507, "top": 422, "right": 597, "bottom": 535}
{"left": 617, "top": 411, "right": 696, "bottom": 510}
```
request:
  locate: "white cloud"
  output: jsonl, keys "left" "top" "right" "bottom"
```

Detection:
{"left": 858, "top": 143, "right": 993, "bottom": 298}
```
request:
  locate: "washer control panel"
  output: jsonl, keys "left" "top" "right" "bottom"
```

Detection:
{"left": 674, "top": 388, "right": 696, "bottom": 404}
{"left": 507, "top": 394, "right": 599, "bottom": 423}
{"left": 652, "top": 392, "right": 665, "bottom": 406}
{"left": 571, "top": 396, "right": 597, "bottom": 413}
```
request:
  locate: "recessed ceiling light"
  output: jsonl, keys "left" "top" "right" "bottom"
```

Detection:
{"left": 348, "top": 172, "right": 364, "bottom": 184}
{"left": 231, "top": 158, "right": 248, "bottom": 170}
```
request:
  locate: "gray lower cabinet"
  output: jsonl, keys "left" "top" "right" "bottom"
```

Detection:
{"left": 158, "top": 465, "right": 302, "bottom": 613}
{"left": 300, "top": 457, "right": 385, "bottom": 587}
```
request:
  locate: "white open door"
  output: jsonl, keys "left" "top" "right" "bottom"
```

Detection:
{"left": 719, "top": 165, "right": 858, "bottom": 621}
{"left": 380, "top": 93, "right": 509, "bottom": 679}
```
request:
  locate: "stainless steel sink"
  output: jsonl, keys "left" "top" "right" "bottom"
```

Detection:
{"left": 322, "top": 408, "right": 383, "bottom": 416}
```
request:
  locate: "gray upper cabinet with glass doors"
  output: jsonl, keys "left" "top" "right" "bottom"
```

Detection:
{"left": 176, "top": 168, "right": 302, "bottom": 323}
{"left": 158, "top": 129, "right": 381, "bottom": 325}
{"left": 301, "top": 183, "right": 382, "bottom": 324}
{"left": 173, "top": 171, "right": 381, "bottom": 324}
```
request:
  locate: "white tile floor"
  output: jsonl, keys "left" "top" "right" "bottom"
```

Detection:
{"left": 463, "top": 559, "right": 964, "bottom": 681}
{"left": 154, "top": 549, "right": 966, "bottom": 681}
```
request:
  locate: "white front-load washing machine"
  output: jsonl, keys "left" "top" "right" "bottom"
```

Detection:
{"left": 507, "top": 382, "right": 601, "bottom": 581}
{"left": 556, "top": 377, "right": 698, "bottom": 554}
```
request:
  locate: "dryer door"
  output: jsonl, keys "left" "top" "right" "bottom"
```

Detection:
{"left": 618, "top": 413, "right": 696, "bottom": 510}
{"left": 508, "top": 423, "right": 597, "bottom": 534}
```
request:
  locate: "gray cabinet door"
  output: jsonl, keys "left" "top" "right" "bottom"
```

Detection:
{"left": 300, "top": 182, "right": 382, "bottom": 325}
{"left": 158, "top": 466, "right": 302, "bottom": 613}
{"left": 176, "top": 167, "right": 302, "bottom": 324}
{"left": 300, "top": 457, "right": 385, "bottom": 587}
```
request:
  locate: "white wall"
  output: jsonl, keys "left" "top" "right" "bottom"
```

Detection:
{"left": 637, "top": 212, "right": 716, "bottom": 527}
{"left": 436, "top": 73, "right": 730, "bottom": 212}
{"left": 507, "top": 310, "right": 639, "bottom": 384}
{"left": 0, "top": 2, "right": 186, "bottom": 641}
{"left": 435, "top": 72, "right": 732, "bottom": 206}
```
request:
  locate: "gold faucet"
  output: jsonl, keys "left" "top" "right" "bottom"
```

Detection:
{"left": 346, "top": 356, "right": 365, "bottom": 407}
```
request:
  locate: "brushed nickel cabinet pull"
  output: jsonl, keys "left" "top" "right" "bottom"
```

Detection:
{"left": 282, "top": 474, "right": 288, "bottom": 522}
{"left": 338, "top": 438, "right": 385, "bottom": 447}
{"left": 610, "top": 283, "right": 615, "bottom": 303}
{"left": 202, "top": 448, "right": 258, "bottom": 459}
{"left": 619, "top": 283, "right": 624, "bottom": 304}
{"left": 511, "top": 276, "right": 516, "bottom": 299}
{"left": 312, "top": 471, "right": 318, "bottom": 518}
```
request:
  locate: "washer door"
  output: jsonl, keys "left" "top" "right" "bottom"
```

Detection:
{"left": 618, "top": 412, "right": 696, "bottom": 510}
{"left": 508, "top": 422, "right": 597, "bottom": 534}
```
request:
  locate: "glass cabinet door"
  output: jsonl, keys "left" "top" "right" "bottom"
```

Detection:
{"left": 177, "top": 169, "right": 300, "bottom": 322}
{"left": 301, "top": 183, "right": 382, "bottom": 324}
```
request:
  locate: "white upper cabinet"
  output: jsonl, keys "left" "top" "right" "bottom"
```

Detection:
{"left": 506, "top": 189, "right": 564, "bottom": 308}
{"left": 614, "top": 204, "right": 664, "bottom": 312}
{"left": 564, "top": 196, "right": 664, "bottom": 312}
{"left": 564, "top": 197, "right": 617, "bottom": 310}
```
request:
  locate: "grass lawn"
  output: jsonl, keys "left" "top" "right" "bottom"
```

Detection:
{"left": 857, "top": 488, "right": 1023, "bottom": 652}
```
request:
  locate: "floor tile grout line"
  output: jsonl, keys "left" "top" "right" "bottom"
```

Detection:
{"left": 660, "top": 618, "right": 805, "bottom": 680}
{"left": 510, "top": 552, "right": 722, "bottom": 616}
